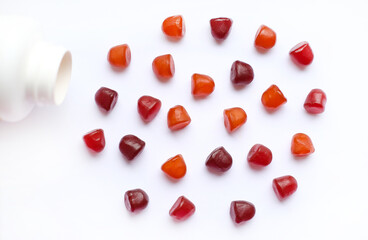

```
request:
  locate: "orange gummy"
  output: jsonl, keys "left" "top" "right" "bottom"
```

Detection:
{"left": 161, "top": 154, "right": 187, "bottom": 179}
{"left": 191, "top": 73, "right": 215, "bottom": 98}
{"left": 162, "top": 15, "right": 185, "bottom": 40}
{"left": 291, "top": 133, "right": 315, "bottom": 157}
{"left": 261, "top": 85, "right": 287, "bottom": 111}
{"left": 167, "top": 105, "right": 191, "bottom": 131}
{"left": 107, "top": 44, "right": 131, "bottom": 68}
{"left": 254, "top": 25, "right": 276, "bottom": 50}
{"left": 152, "top": 54, "right": 175, "bottom": 81}
{"left": 223, "top": 107, "right": 247, "bottom": 133}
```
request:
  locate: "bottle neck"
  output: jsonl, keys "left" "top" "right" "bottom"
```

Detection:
{"left": 26, "top": 41, "right": 72, "bottom": 105}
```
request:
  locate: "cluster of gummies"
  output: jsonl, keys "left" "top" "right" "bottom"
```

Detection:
{"left": 83, "top": 15, "right": 326, "bottom": 224}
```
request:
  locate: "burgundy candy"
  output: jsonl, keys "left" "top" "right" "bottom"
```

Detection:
{"left": 210, "top": 17, "right": 233, "bottom": 41}
{"left": 124, "top": 189, "right": 149, "bottom": 212}
{"left": 205, "top": 147, "right": 233, "bottom": 173}
{"left": 83, "top": 129, "right": 105, "bottom": 153}
{"left": 95, "top": 87, "right": 118, "bottom": 112}
{"left": 137, "top": 95, "right": 162, "bottom": 123}
{"left": 230, "top": 60, "right": 254, "bottom": 87}
{"left": 272, "top": 175, "right": 298, "bottom": 200}
{"left": 247, "top": 144, "right": 272, "bottom": 167}
{"left": 230, "top": 200, "right": 256, "bottom": 224}
{"left": 119, "top": 134, "right": 145, "bottom": 160}
{"left": 169, "top": 196, "right": 195, "bottom": 221}
{"left": 304, "top": 89, "right": 327, "bottom": 114}
{"left": 289, "top": 41, "right": 314, "bottom": 66}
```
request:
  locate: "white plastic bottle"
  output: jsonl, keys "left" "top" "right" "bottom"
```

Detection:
{"left": 0, "top": 15, "right": 72, "bottom": 122}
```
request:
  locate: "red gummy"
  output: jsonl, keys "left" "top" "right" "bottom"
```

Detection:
{"left": 169, "top": 196, "right": 195, "bottom": 221}
{"left": 119, "top": 135, "right": 145, "bottom": 160}
{"left": 137, "top": 95, "right": 162, "bottom": 123}
{"left": 95, "top": 87, "right": 118, "bottom": 113}
{"left": 124, "top": 189, "right": 149, "bottom": 212}
{"left": 304, "top": 89, "right": 327, "bottom": 114}
{"left": 83, "top": 129, "right": 105, "bottom": 153}
{"left": 230, "top": 201, "right": 256, "bottom": 224}
{"left": 210, "top": 17, "right": 233, "bottom": 41}
{"left": 205, "top": 147, "right": 233, "bottom": 173}
{"left": 107, "top": 44, "right": 131, "bottom": 69}
{"left": 247, "top": 144, "right": 272, "bottom": 167}
{"left": 289, "top": 41, "right": 314, "bottom": 66}
{"left": 230, "top": 61, "right": 254, "bottom": 87}
{"left": 272, "top": 175, "right": 298, "bottom": 200}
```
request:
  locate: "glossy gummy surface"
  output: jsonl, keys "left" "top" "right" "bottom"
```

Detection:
{"left": 124, "top": 189, "right": 149, "bottom": 212}
{"left": 291, "top": 133, "right": 315, "bottom": 157}
{"left": 119, "top": 135, "right": 145, "bottom": 160}
{"left": 162, "top": 15, "right": 185, "bottom": 40}
{"left": 304, "top": 89, "right": 327, "bottom": 114}
{"left": 167, "top": 105, "right": 191, "bottom": 131}
{"left": 107, "top": 44, "right": 131, "bottom": 69}
{"left": 191, "top": 73, "right": 215, "bottom": 98}
{"left": 272, "top": 175, "right": 298, "bottom": 200}
{"left": 230, "top": 201, "right": 256, "bottom": 224}
{"left": 210, "top": 17, "right": 233, "bottom": 41}
{"left": 289, "top": 41, "right": 314, "bottom": 66}
{"left": 161, "top": 154, "right": 187, "bottom": 179}
{"left": 261, "top": 84, "right": 287, "bottom": 111}
{"left": 83, "top": 129, "right": 105, "bottom": 153}
{"left": 223, "top": 107, "right": 247, "bottom": 133}
{"left": 137, "top": 95, "right": 162, "bottom": 123}
{"left": 254, "top": 25, "right": 276, "bottom": 50}
{"left": 169, "top": 196, "right": 195, "bottom": 221}
{"left": 152, "top": 54, "right": 175, "bottom": 81}
{"left": 247, "top": 144, "right": 272, "bottom": 167}
{"left": 205, "top": 147, "right": 233, "bottom": 173}
{"left": 230, "top": 61, "right": 254, "bottom": 87}
{"left": 95, "top": 87, "right": 118, "bottom": 113}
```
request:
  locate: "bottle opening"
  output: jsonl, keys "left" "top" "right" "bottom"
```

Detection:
{"left": 54, "top": 51, "right": 72, "bottom": 105}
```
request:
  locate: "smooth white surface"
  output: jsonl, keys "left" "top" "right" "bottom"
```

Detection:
{"left": 0, "top": 0, "right": 367, "bottom": 239}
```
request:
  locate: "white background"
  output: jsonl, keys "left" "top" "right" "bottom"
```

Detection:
{"left": 1, "top": 0, "right": 368, "bottom": 239}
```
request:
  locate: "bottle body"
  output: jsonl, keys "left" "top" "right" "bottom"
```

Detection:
{"left": 0, "top": 15, "right": 72, "bottom": 122}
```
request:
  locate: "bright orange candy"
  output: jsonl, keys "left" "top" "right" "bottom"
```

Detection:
{"left": 152, "top": 54, "right": 175, "bottom": 81}
{"left": 161, "top": 154, "right": 187, "bottom": 179}
{"left": 107, "top": 44, "right": 131, "bottom": 68}
{"left": 223, "top": 107, "right": 247, "bottom": 133}
{"left": 291, "top": 133, "right": 315, "bottom": 157}
{"left": 254, "top": 25, "right": 276, "bottom": 50}
{"left": 162, "top": 15, "right": 185, "bottom": 40}
{"left": 191, "top": 73, "right": 215, "bottom": 98}
{"left": 167, "top": 105, "right": 191, "bottom": 131}
{"left": 261, "top": 85, "right": 287, "bottom": 111}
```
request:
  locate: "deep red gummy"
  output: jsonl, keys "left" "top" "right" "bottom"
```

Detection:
{"left": 289, "top": 41, "right": 314, "bottom": 66}
{"left": 210, "top": 17, "right": 233, "bottom": 41}
{"left": 137, "top": 95, "right": 162, "bottom": 123}
{"left": 205, "top": 147, "right": 233, "bottom": 173}
{"left": 83, "top": 129, "right": 105, "bottom": 153}
{"left": 272, "top": 175, "right": 298, "bottom": 200}
{"left": 247, "top": 144, "right": 272, "bottom": 167}
{"left": 230, "top": 61, "right": 254, "bottom": 87}
{"left": 304, "top": 89, "right": 327, "bottom": 114}
{"left": 119, "top": 135, "right": 145, "bottom": 160}
{"left": 230, "top": 201, "right": 256, "bottom": 224}
{"left": 169, "top": 196, "right": 195, "bottom": 221}
{"left": 124, "top": 189, "right": 149, "bottom": 212}
{"left": 95, "top": 87, "right": 118, "bottom": 112}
